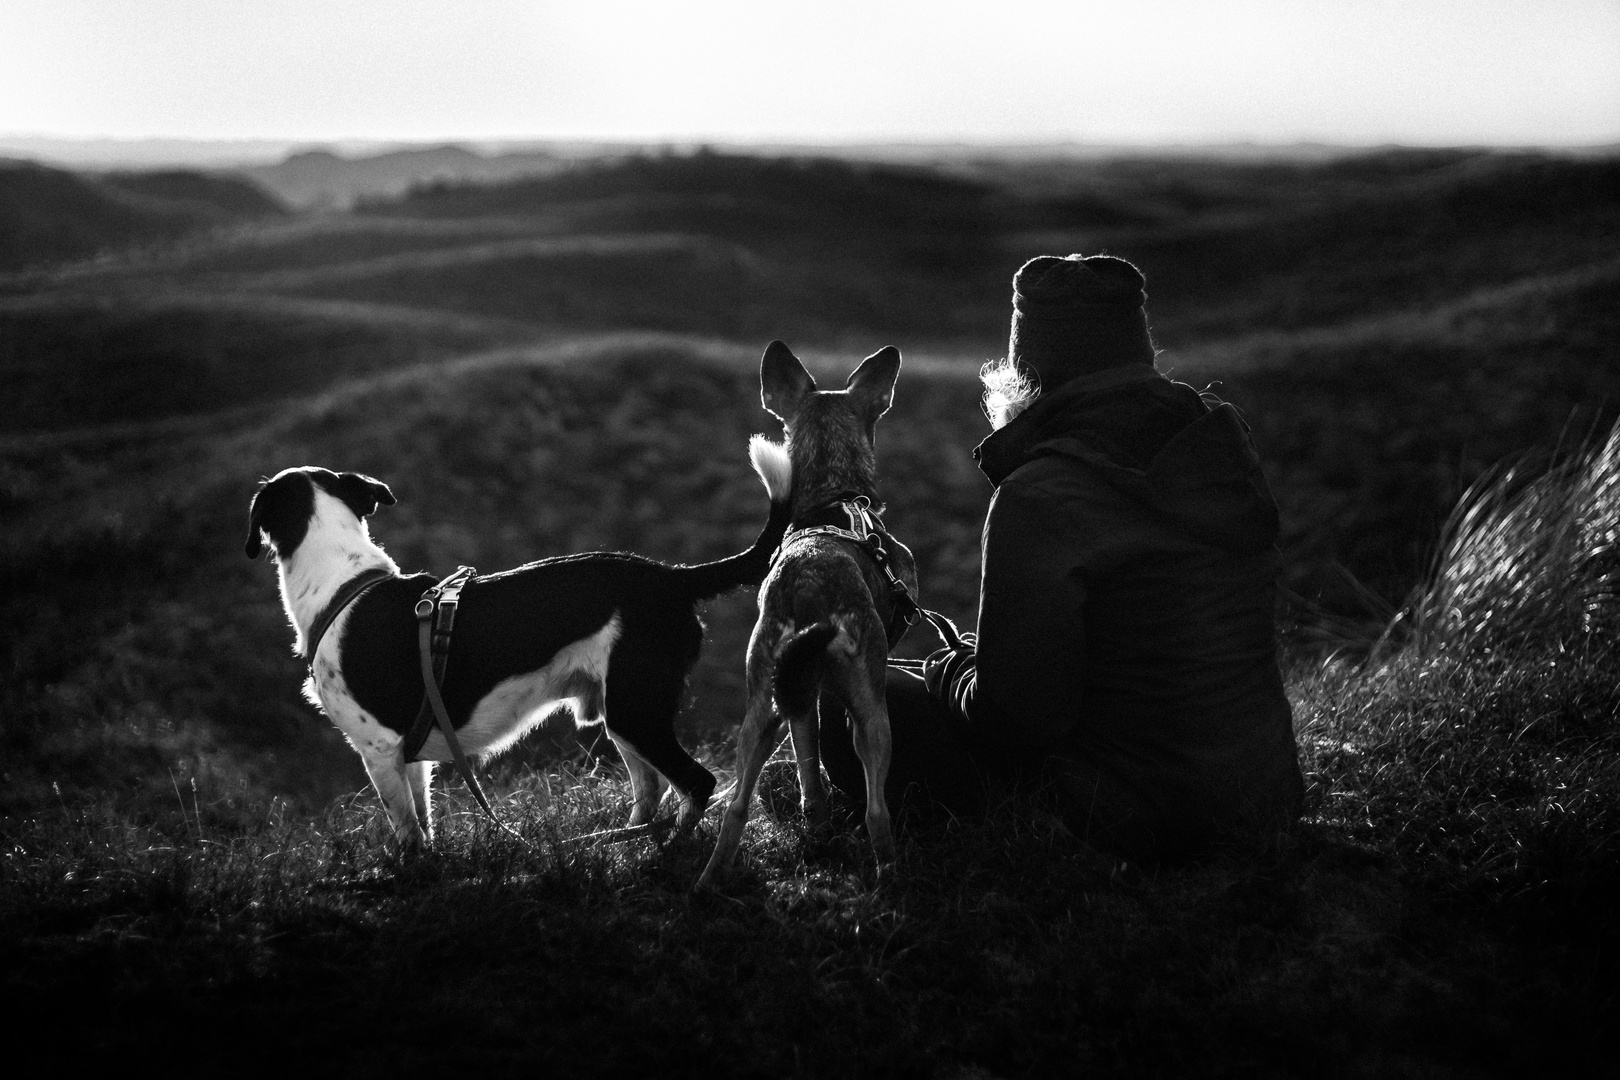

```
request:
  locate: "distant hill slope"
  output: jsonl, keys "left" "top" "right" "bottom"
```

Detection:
{"left": 239, "top": 152, "right": 1004, "bottom": 341}
{"left": 241, "top": 144, "right": 568, "bottom": 209}
{"left": 254, "top": 148, "right": 1620, "bottom": 347}
{"left": 4, "top": 148, "right": 1616, "bottom": 439}
{"left": 377, "top": 150, "right": 992, "bottom": 256}
{"left": 1019, "top": 150, "right": 1620, "bottom": 342}
{"left": 0, "top": 292, "right": 520, "bottom": 435}
{"left": 99, "top": 169, "right": 287, "bottom": 220}
{"left": 0, "top": 160, "right": 284, "bottom": 272}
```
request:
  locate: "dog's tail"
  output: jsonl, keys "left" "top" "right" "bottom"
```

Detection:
{"left": 773, "top": 621, "right": 838, "bottom": 716}
{"left": 675, "top": 435, "right": 793, "bottom": 599}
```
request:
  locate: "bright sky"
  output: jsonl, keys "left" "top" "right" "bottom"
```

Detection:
{"left": 1, "top": 0, "right": 1616, "bottom": 146}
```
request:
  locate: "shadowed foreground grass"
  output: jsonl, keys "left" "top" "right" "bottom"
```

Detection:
{"left": 1, "top": 769, "right": 1604, "bottom": 1077}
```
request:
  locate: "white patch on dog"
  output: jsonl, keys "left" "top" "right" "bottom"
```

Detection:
{"left": 305, "top": 637, "right": 430, "bottom": 846}
{"left": 313, "top": 646, "right": 403, "bottom": 760}
{"left": 749, "top": 435, "right": 793, "bottom": 502}
{"left": 415, "top": 613, "right": 622, "bottom": 762}
{"left": 277, "top": 487, "right": 398, "bottom": 658}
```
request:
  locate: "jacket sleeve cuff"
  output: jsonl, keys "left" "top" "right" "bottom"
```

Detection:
{"left": 923, "top": 646, "right": 977, "bottom": 724}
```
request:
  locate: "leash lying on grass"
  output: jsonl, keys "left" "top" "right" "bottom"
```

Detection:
{"left": 561, "top": 779, "right": 743, "bottom": 847}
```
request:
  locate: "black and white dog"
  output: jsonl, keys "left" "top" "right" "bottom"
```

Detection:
{"left": 245, "top": 450, "right": 791, "bottom": 849}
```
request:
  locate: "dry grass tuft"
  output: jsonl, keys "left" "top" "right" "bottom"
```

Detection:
{"left": 1297, "top": 421, "right": 1620, "bottom": 941}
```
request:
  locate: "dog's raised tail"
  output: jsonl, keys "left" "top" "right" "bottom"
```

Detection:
{"left": 773, "top": 621, "right": 838, "bottom": 716}
{"left": 749, "top": 434, "right": 792, "bottom": 507}
{"left": 676, "top": 436, "right": 793, "bottom": 599}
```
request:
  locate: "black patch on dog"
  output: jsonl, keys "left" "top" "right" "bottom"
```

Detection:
{"left": 312, "top": 470, "right": 396, "bottom": 521}
{"left": 336, "top": 557, "right": 723, "bottom": 802}
{"left": 245, "top": 470, "right": 315, "bottom": 560}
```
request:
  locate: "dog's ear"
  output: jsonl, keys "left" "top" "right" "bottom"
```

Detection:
{"left": 845, "top": 345, "right": 901, "bottom": 420}
{"left": 245, "top": 470, "right": 318, "bottom": 561}
{"left": 245, "top": 487, "right": 267, "bottom": 559}
{"left": 334, "top": 472, "right": 395, "bottom": 518}
{"left": 761, "top": 340, "right": 817, "bottom": 425}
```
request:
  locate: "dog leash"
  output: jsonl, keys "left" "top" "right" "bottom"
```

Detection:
{"left": 405, "top": 566, "right": 531, "bottom": 847}
{"left": 562, "top": 777, "right": 739, "bottom": 848}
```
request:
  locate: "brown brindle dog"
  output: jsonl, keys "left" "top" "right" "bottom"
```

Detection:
{"left": 699, "top": 340, "right": 915, "bottom": 886}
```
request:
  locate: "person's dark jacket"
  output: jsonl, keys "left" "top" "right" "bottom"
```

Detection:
{"left": 927, "top": 364, "right": 1304, "bottom": 855}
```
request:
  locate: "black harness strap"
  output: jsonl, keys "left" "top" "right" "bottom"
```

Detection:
{"left": 403, "top": 566, "right": 529, "bottom": 845}
{"left": 302, "top": 566, "right": 395, "bottom": 666}
{"left": 774, "top": 497, "right": 966, "bottom": 648}
{"left": 402, "top": 565, "right": 473, "bottom": 761}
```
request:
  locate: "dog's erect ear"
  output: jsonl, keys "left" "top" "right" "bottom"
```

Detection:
{"left": 760, "top": 340, "right": 817, "bottom": 425}
{"left": 845, "top": 345, "right": 901, "bottom": 420}
{"left": 333, "top": 471, "right": 395, "bottom": 519}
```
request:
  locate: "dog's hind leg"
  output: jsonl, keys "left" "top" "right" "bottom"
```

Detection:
{"left": 356, "top": 742, "right": 428, "bottom": 851}
{"left": 603, "top": 658, "right": 715, "bottom": 831}
{"left": 616, "top": 725, "right": 716, "bottom": 831}
{"left": 698, "top": 688, "right": 785, "bottom": 888}
{"left": 607, "top": 731, "right": 669, "bottom": 828}
{"left": 828, "top": 654, "right": 897, "bottom": 866}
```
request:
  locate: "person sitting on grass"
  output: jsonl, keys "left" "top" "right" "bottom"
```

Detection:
{"left": 814, "top": 253, "right": 1305, "bottom": 860}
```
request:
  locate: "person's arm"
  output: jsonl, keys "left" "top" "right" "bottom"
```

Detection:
{"left": 925, "top": 477, "right": 1086, "bottom": 751}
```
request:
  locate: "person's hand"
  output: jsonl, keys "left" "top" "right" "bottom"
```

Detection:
{"left": 922, "top": 643, "right": 975, "bottom": 701}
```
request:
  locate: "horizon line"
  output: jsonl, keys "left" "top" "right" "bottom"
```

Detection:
{"left": 5, "top": 132, "right": 1617, "bottom": 171}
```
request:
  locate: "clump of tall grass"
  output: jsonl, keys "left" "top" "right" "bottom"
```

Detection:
{"left": 1296, "top": 421, "right": 1620, "bottom": 933}
{"left": 1402, "top": 422, "right": 1620, "bottom": 656}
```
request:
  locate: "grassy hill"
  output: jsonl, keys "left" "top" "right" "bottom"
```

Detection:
{"left": 0, "top": 160, "right": 283, "bottom": 273}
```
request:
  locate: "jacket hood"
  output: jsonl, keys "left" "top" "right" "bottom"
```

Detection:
{"left": 974, "top": 366, "right": 1279, "bottom": 553}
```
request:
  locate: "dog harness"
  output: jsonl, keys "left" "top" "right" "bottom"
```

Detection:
{"left": 776, "top": 496, "right": 943, "bottom": 646}
{"left": 400, "top": 566, "right": 528, "bottom": 844}
{"left": 301, "top": 566, "right": 395, "bottom": 665}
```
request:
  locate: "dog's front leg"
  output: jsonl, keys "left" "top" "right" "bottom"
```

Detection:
{"left": 355, "top": 742, "right": 430, "bottom": 851}
{"left": 406, "top": 760, "right": 436, "bottom": 844}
